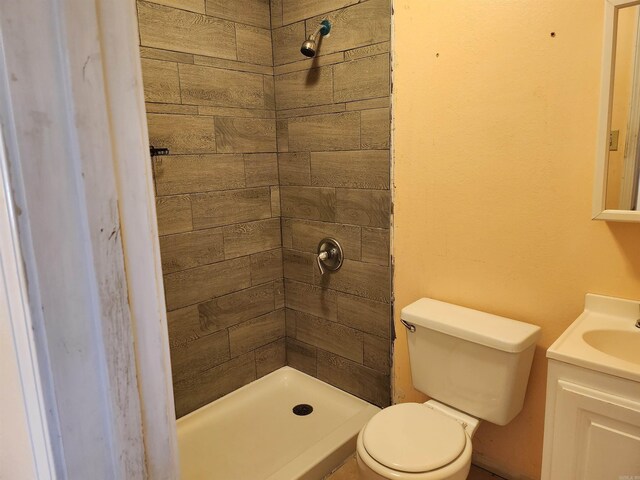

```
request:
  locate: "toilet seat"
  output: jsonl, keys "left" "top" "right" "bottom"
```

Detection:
{"left": 356, "top": 403, "right": 473, "bottom": 480}
{"left": 362, "top": 403, "right": 466, "bottom": 473}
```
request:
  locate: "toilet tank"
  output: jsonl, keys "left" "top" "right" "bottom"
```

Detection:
{"left": 401, "top": 298, "right": 541, "bottom": 426}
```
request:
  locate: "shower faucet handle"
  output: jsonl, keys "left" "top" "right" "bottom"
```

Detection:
{"left": 316, "top": 251, "right": 329, "bottom": 275}
{"left": 316, "top": 238, "right": 344, "bottom": 276}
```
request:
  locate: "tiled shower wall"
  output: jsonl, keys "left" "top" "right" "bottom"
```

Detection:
{"left": 137, "top": 0, "right": 285, "bottom": 418}
{"left": 273, "top": 0, "right": 392, "bottom": 407}
{"left": 138, "top": 0, "right": 391, "bottom": 417}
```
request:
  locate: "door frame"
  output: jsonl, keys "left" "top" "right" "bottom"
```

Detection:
{"left": 0, "top": 91, "right": 55, "bottom": 480}
{"left": 0, "top": 0, "right": 178, "bottom": 477}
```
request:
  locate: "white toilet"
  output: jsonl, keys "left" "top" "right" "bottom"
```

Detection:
{"left": 356, "top": 298, "right": 541, "bottom": 480}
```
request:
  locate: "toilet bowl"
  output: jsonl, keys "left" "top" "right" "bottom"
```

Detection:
{"left": 356, "top": 298, "right": 541, "bottom": 480}
{"left": 355, "top": 401, "right": 476, "bottom": 480}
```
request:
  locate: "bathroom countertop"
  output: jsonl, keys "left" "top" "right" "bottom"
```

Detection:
{"left": 546, "top": 294, "right": 640, "bottom": 383}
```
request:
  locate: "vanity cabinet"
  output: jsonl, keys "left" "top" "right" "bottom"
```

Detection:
{"left": 542, "top": 360, "right": 640, "bottom": 480}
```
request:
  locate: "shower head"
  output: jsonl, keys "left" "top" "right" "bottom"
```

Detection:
{"left": 300, "top": 39, "right": 317, "bottom": 58}
{"left": 300, "top": 20, "right": 331, "bottom": 58}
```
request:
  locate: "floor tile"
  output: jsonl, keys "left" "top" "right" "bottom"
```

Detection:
{"left": 324, "top": 455, "right": 506, "bottom": 480}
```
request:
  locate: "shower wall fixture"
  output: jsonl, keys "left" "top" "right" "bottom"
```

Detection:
{"left": 301, "top": 20, "right": 331, "bottom": 58}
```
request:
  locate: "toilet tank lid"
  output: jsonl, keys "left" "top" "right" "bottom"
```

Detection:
{"left": 401, "top": 298, "right": 541, "bottom": 353}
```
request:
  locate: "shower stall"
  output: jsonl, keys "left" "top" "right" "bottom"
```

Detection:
{"left": 138, "top": 0, "right": 392, "bottom": 476}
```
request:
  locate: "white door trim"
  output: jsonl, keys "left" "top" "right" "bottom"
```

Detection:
{"left": 0, "top": 0, "right": 178, "bottom": 477}
{"left": 0, "top": 87, "right": 55, "bottom": 480}
{"left": 96, "top": 0, "right": 180, "bottom": 476}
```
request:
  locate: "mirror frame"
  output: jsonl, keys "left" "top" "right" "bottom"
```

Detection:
{"left": 593, "top": 0, "right": 640, "bottom": 222}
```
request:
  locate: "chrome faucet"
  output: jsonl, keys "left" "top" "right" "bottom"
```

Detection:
{"left": 316, "top": 238, "right": 343, "bottom": 275}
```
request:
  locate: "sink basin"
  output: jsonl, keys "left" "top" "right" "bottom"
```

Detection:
{"left": 582, "top": 329, "right": 640, "bottom": 366}
{"left": 547, "top": 294, "right": 640, "bottom": 382}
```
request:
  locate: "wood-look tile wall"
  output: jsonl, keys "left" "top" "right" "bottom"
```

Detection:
{"left": 138, "top": 0, "right": 391, "bottom": 416}
{"left": 137, "top": 0, "right": 283, "bottom": 418}
{"left": 274, "top": 0, "right": 392, "bottom": 407}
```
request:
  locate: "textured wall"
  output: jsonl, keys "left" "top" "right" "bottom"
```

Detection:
{"left": 393, "top": 1, "right": 640, "bottom": 478}
{"left": 137, "top": 0, "right": 285, "bottom": 418}
{"left": 273, "top": 0, "right": 393, "bottom": 407}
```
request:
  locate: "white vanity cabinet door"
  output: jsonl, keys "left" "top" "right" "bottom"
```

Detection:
{"left": 542, "top": 362, "right": 640, "bottom": 480}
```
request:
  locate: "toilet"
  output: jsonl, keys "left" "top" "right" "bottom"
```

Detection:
{"left": 356, "top": 298, "right": 541, "bottom": 480}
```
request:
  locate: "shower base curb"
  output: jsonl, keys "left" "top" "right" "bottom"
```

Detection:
{"left": 177, "top": 366, "right": 380, "bottom": 480}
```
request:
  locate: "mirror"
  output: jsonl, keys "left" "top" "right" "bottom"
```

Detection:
{"left": 594, "top": 0, "right": 640, "bottom": 221}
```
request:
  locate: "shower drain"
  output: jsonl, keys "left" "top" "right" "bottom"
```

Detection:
{"left": 292, "top": 404, "right": 313, "bottom": 416}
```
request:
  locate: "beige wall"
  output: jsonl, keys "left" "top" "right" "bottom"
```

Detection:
{"left": 1, "top": 294, "right": 38, "bottom": 480}
{"left": 393, "top": 1, "right": 640, "bottom": 478}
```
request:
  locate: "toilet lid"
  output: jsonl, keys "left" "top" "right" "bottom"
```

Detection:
{"left": 362, "top": 403, "right": 466, "bottom": 473}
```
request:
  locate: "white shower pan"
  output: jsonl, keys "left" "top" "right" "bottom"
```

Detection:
{"left": 177, "top": 366, "right": 380, "bottom": 480}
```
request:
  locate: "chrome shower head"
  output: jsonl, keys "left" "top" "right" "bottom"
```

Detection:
{"left": 300, "top": 20, "right": 331, "bottom": 58}
{"left": 301, "top": 39, "right": 317, "bottom": 58}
